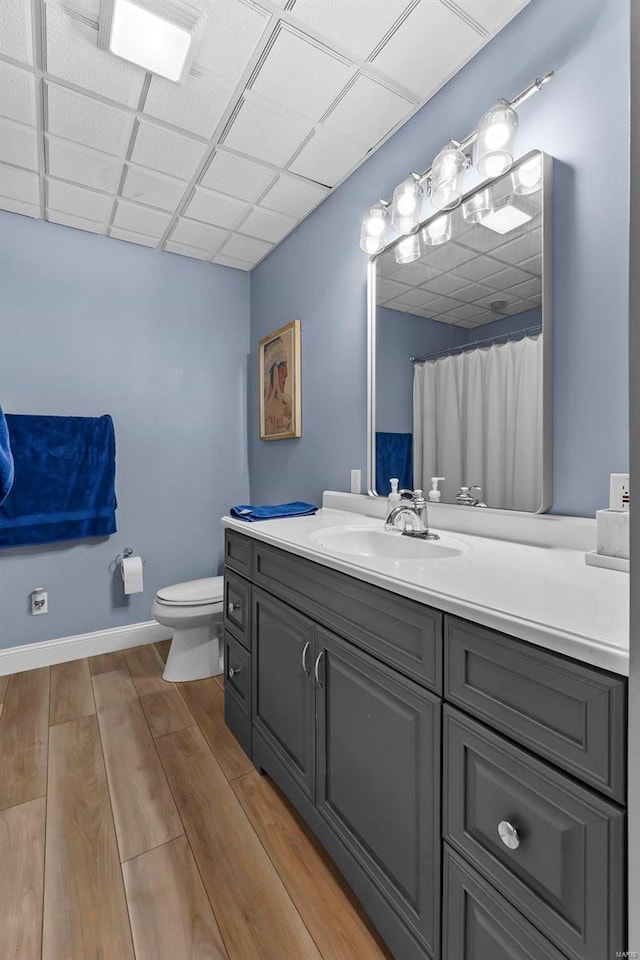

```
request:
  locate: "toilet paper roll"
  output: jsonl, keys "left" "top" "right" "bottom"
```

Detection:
{"left": 121, "top": 556, "right": 144, "bottom": 595}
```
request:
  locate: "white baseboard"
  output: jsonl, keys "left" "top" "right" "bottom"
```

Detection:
{"left": 0, "top": 621, "right": 172, "bottom": 676}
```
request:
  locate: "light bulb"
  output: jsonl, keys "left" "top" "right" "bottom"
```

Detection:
{"left": 462, "top": 188, "right": 493, "bottom": 224}
{"left": 397, "top": 190, "right": 417, "bottom": 216}
{"left": 512, "top": 153, "right": 543, "bottom": 194}
{"left": 367, "top": 216, "right": 386, "bottom": 237}
{"left": 430, "top": 144, "right": 468, "bottom": 211}
{"left": 359, "top": 201, "right": 390, "bottom": 254}
{"left": 484, "top": 122, "right": 510, "bottom": 150}
{"left": 476, "top": 102, "right": 518, "bottom": 177}
{"left": 391, "top": 176, "right": 424, "bottom": 235}
{"left": 423, "top": 213, "right": 451, "bottom": 246}
{"left": 395, "top": 233, "right": 421, "bottom": 264}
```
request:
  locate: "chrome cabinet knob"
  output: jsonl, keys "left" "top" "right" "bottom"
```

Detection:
{"left": 227, "top": 601, "right": 239, "bottom": 616}
{"left": 228, "top": 665, "right": 242, "bottom": 679}
{"left": 498, "top": 820, "right": 520, "bottom": 850}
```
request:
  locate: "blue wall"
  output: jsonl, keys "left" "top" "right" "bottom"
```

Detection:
{"left": 0, "top": 212, "right": 250, "bottom": 649}
{"left": 249, "top": 0, "right": 630, "bottom": 516}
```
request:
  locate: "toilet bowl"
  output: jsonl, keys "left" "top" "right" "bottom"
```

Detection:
{"left": 151, "top": 576, "right": 224, "bottom": 682}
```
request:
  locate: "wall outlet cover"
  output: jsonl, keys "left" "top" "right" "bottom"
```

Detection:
{"left": 609, "top": 473, "right": 630, "bottom": 511}
{"left": 350, "top": 469, "right": 361, "bottom": 494}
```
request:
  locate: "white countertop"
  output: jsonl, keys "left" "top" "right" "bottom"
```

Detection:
{"left": 221, "top": 508, "right": 629, "bottom": 676}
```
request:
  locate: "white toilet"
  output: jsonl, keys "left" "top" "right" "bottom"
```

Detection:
{"left": 151, "top": 576, "right": 224, "bottom": 682}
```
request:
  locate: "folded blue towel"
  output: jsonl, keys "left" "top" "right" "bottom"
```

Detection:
{"left": 0, "top": 406, "right": 14, "bottom": 506}
{"left": 230, "top": 501, "right": 318, "bottom": 522}
{"left": 0, "top": 414, "right": 117, "bottom": 548}
{"left": 376, "top": 431, "right": 413, "bottom": 495}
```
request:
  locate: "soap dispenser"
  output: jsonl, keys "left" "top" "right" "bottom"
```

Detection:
{"left": 428, "top": 477, "right": 445, "bottom": 502}
{"left": 388, "top": 478, "right": 401, "bottom": 510}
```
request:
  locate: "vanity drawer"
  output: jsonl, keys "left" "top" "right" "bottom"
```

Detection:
{"left": 444, "top": 706, "right": 625, "bottom": 960}
{"left": 443, "top": 845, "right": 566, "bottom": 960}
{"left": 223, "top": 631, "right": 250, "bottom": 716}
{"left": 444, "top": 615, "right": 626, "bottom": 801}
{"left": 223, "top": 569, "right": 251, "bottom": 650}
{"left": 253, "top": 541, "right": 442, "bottom": 693}
{"left": 224, "top": 529, "right": 253, "bottom": 578}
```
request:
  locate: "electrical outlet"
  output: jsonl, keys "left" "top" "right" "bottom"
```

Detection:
{"left": 350, "top": 469, "right": 361, "bottom": 494}
{"left": 31, "top": 588, "right": 48, "bottom": 615}
{"left": 609, "top": 473, "right": 630, "bottom": 511}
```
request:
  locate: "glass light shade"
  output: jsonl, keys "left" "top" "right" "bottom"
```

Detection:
{"left": 359, "top": 202, "right": 390, "bottom": 254}
{"left": 394, "top": 233, "right": 421, "bottom": 264}
{"left": 511, "top": 153, "right": 543, "bottom": 195}
{"left": 391, "top": 176, "right": 424, "bottom": 234}
{"left": 430, "top": 144, "right": 468, "bottom": 210}
{"left": 422, "top": 213, "right": 451, "bottom": 246}
{"left": 462, "top": 188, "right": 494, "bottom": 224}
{"left": 476, "top": 102, "right": 518, "bottom": 176}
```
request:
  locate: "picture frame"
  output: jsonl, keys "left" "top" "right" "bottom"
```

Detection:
{"left": 258, "top": 320, "right": 301, "bottom": 441}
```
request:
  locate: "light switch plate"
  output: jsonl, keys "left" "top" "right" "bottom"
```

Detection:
{"left": 350, "top": 469, "right": 361, "bottom": 494}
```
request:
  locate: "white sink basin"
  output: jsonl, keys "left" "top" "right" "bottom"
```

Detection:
{"left": 309, "top": 526, "right": 465, "bottom": 561}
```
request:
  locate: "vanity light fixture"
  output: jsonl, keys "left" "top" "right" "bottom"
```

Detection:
{"left": 430, "top": 142, "right": 469, "bottom": 210}
{"left": 512, "top": 153, "right": 544, "bottom": 195}
{"left": 481, "top": 194, "right": 536, "bottom": 234}
{"left": 422, "top": 213, "right": 451, "bottom": 246}
{"left": 394, "top": 233, "right": 421, "bottom": 264}
{"left": 359, "top": 200, "right": 391, "bottom": 254}
{"left": 462, "top": 187, "right": 493, "bottom": 224}
{"left": 390, "top": 175, "right": 424, "bottom": 236}
{"left": 98, "top": 0, "right": 207, "bottom": 83}
{"left": 359, "top": 70, "right": 553, "bottom": 255}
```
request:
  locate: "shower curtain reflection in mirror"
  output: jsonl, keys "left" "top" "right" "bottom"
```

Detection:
{"left": 412, "top": 334, "right": 542, "bottom": 512}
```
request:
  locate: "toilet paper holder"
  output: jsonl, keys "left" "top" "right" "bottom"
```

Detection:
{"left": 115, "top": 547, "right": 134, "bottom": 566}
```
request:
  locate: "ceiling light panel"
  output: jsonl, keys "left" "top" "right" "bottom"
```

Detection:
{"left": 46, "top": 137, "right": 124, "bottom": 193}
{"left": 121, "top": 165, "right": 188, "bottom": 211}
{"left": 250, "top": 27, "right": 356, "bottom": 122}
{"left": 200, "top": 150, "right": 275, "bottom": 202}
{"left": 130, "top": 121, "right": 208, "bottom": 179}
{"left": 45, "top": 82, "right": 135, "bottom": 156}
{"left": 144, "top": 72, "right": 235, "bottom": 139}
{"left": 287, "top": 0, "right": 411, "bottom": 61}
{"left": 46, "top": 4, "right": 145, "bottom": 106}
{"left": 105, "top": 0, "right": 206, "bottom": 83}
{"left": 184, "top": 187, "right": 249, "bottom": 229}
{"left": 0, "top": 61, "right": 36, "bottom": 126}
{"left": 0, "top": 120, "right": 38, "bottom": 170}
{"left": 0, "top": 0, "right": 34, "bottom": 65}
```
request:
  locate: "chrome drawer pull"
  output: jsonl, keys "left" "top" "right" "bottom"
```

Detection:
{"left": 301, "top": 641, "right": 311, "bottom": 676}
{"left": 228, "top": 666, "right": 242, "bottom": 679}
{"left": 227, "top": 601, "right": 240, "bottom": 616}
{"left": 498, "top": 820, "right": 520, "bottom": 850}
{"left": 314, "top": 651, "right": 324, "bottom": 687}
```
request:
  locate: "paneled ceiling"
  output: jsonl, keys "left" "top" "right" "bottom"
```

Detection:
{"left": 0, "top": 0, "right": 529, "bottom": 270}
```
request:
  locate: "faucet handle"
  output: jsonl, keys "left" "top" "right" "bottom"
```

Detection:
{"left": 399, "top": 488, "right": 424, "bottom": 501}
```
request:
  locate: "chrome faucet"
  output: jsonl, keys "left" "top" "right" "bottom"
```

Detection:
{"left": 456, "top": 485, "right": 487, "bottom": 507}
{"left": 385, "top": 489, "right": 440, "bottom": 540}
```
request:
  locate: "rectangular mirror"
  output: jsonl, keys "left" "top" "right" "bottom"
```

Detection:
{"left": 368, "top": 149, "right": 552, "bottom": 512}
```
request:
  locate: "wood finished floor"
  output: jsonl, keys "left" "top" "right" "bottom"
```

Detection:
{"left": 0, "top": 642, "right": 392, "bottom": 960}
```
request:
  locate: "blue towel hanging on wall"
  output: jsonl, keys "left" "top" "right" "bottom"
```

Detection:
{"left": 0, "top": 406, "right": 14, "bottom": 506}
{"left": 0, "top": 414, "right": 117, "bottom": 548}
{"left": 375, "top": 432, "right": 413, "bottom": 495}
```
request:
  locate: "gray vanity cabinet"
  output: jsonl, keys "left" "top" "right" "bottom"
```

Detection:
{"left": 251, "top": 587, "right": 316, "bottom": 799}
{"left": 315, "top": 626, "right": 441, "bottom": 959}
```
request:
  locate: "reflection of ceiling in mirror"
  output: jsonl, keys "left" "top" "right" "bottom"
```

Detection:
{"left": 375, "top": 167, "right": 542, "bottom": 328}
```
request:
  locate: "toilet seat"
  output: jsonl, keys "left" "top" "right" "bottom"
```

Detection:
{"left": 156, "top": 576, "right": 223, "bottom": 607}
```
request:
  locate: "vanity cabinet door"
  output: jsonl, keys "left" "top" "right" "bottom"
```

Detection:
{"left": 251, "top": 588, "right": 316, "bottom": 800}
{"left": 315, "top": 626, "right": 441, "bottom": 959}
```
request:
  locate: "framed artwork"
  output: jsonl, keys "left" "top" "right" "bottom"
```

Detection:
{"left": 259, "top": 320, "right": 301, "bottom": 441}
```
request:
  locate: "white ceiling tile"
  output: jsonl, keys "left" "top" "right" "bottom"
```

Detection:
{"left": 47, "top": 209, "right": 106, "bottom": 234}
{"left": 484, "top": 264, "right": 533, "bottom": 288}
{"left": 44, "top": 4, "right": 145, "bottom": 106}
{"left": 113, "top": 199, "right": 173, "bottom": 239}
{"left": 46, "top": 136, "right": 123, "bottom": 192}
{"left": 287, "top": 0, "right": 411, "bottom": 60}
{"left": 0, "top": 61, "right": 36, "bottom": 126}
{"left": 507, "top": 277, "right": 542, "bottom": 300}
{"left": 122, "top": 166, "right": 187, "bottom": 211}
{"left": 239, "top": 207, "right": 297, "bottom": 243}
{"left": 422, "top": 271, "right": 469, "bottom": 296}
{"left": 521, "top": 252, "right": 542, "bottom": 274}
{"left": 47, "top": 177, "right": 113, "bottom": 222}
{"left": 0, "top": 196, "right": 39, "bottom": 218}
{"left": 219, "top": 233, "right": 273, "bottom": 263}
{"left": 454, "top": 318, "right": 480, "bottom": 328}
{"left": 144, "top": 72, "right": 235, "bottom": 139}
{"left": 213, "top": 253, "right": 252, "bottom": 270}
{"left": 453, "top": 254, "right": 503, "bottom": 282}
{"left": 170, "top": 218, "right": 228, "bottom": 253}
{"left": 110, "top": 226, "right": 159, "bottom": 248}
{"left": 451, "top": 281, "right": 496, "bottom": 303}
{"left": 393, "top": 288, "right": 434, "bottom": 308}
{"left": 251, "top": 27, "right": 355, "bottom": 122}
{"left": 0, "top": 120, "right": 38, "bottom": 170}
{"left": 0, "top": 0, "right": 33, "bottom": 65}
{"left": 259, "top": 173, "right": 327, "bottom": 217}
{"left": 0, "top": 163, "right": 39, "bottom": 204}
{"left": 423, "top": 240, "right": 476, "bottom": 271}
{"left": 184, "top": 187, "right": 249, "bottom": 229}
{"left": 201, "top": 149, "right": 276, "bottom": 202}
{"left": 389, "top": 261, "right": 441, "bottom": 284}
{"left": 452, "top": 0, "right": 528, "bottom": 32}
{"left": 445, "top": 303, "right": 488, "bottom": 321}
{"left": 194, "top": 0, "right": 269, "bottom": 83}
{"left": 288, "top": 126, "right": 367, "bottom": 187}
{"left": 164, "top": 240, "right": 211, "bottom": 260}
{"left": 223, "top": 97, "right": 311, "bottom": 167}
{"left": 130, "top": 121, "right": 208, "bottom": 179}
{"left": 45, "top": 82, "right": 135, "bottom": 156}
{"left": 324, "top": 74, "right": 413, "bottom": 146}
{"left": 376, "top": 277, "right": 411, "bottom": 300}
{"left": 372, "top": 0, "right": 482, "bottom": 97}
{"left": 48, "top": 0, "right": 101, "bottom": 25}
{"left": 493, "top": 226, "right": 541, "bottom": 264}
